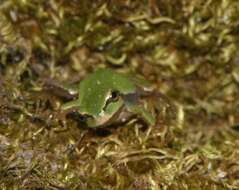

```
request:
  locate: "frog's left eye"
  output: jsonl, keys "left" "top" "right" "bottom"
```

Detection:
{"left": 103, "top": 90, "right": 120, "bottom": 111}
{"left": 110, "top": 91, "right": 120, "bottom": 101}
{"left": 106, "top": 90, "right": 120, "bottom": 104}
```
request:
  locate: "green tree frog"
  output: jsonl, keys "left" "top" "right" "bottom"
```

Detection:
{"left": 59, "top": 68, "right": 176, "bottom": 128}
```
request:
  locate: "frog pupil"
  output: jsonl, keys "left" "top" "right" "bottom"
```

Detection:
{"left": 111, "top": 91, "right": 119, "bottom": 101}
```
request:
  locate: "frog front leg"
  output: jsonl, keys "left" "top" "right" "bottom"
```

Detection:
{"left": 144, "top": 92, "right": 179, "bottom": 127}
{"left": 125, "top": 92, "right": 178, "bottom": 127}
{"left": 126, "top": 104, "right": 156, "bottom": 126}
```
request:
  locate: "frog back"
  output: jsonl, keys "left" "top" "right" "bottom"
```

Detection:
{"left": 78, "top": 69, "right": 136, "bottom": 115}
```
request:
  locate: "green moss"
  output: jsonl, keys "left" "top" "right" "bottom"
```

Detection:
{"left": 1, "top": 0, "right": 239, "bottom": 189}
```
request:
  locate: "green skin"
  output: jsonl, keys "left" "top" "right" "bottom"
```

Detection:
{"left": 61, "top": 68, "right": 156, "bottom": 128}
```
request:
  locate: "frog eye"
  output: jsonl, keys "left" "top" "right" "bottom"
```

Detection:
{"left": 67, "top": 111, "right": 91, "bottom": 123}
{"left": 103, "top": 91, "right": 120, "bottom": 111}
{"left": 109, "top": 90, "right": 120, "bottom": 102}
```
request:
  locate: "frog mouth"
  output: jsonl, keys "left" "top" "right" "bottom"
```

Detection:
{"left": 91, "top": 106, "right": 135, "bottom": 127}
{"left": 87, "top": 106, "right": 123, "bottom": 127}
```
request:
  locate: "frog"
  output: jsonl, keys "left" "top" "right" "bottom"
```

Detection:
{"left": 51, "top": 68, "right": 177, "bottom": 128}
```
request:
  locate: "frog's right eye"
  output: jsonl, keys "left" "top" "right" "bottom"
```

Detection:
{"left": 77, "top": 113, "right": 87, "bottom": 123}
{"left": 67, "top": 111, "right": 91, "bottom": 123}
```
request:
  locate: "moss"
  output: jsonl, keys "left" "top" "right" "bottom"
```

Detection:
{"left": 1, "top": 0, "right": 239, "bottom": 189}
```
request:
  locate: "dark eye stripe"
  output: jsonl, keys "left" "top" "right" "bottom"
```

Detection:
{"left": 122, "top": 93, "right": 139, "bottom": 105}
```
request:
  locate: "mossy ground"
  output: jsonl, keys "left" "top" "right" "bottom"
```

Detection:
{"left": 1, "top": 0, "right": 239, "bottom": 189}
